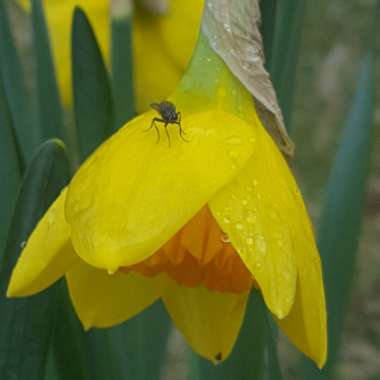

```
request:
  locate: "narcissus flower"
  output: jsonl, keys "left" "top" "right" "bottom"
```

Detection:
{"left": 7, "top": 37, "right": 327, "bottom": 367}
{"left": 17, "top": 0, "right": 204, "bottom": 111}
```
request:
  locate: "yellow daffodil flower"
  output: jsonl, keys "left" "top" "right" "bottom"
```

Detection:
{"left": 17, "top": 0, "right": 204, "bottom": 111}
{"left": 7, "top": 36, "right": 327, "bottom": 367}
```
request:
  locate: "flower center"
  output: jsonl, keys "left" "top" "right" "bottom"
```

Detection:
{"left": 121, "top": 207, "right": 254, "bottom": 293}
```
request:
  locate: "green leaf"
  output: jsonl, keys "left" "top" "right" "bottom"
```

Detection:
{"left": 0, "top": 139, "right": 70, "bottom": 380}
{"left": 121, "top": 301, "right": 171, "bottom": 379}
{"left": 0, "top": 0, "right": 40, "bottom": 161}
{"left": 72, "top": 7, "right": 114, "bottom": 161}
{"left": 300, "top": 52, "right": 377, "bottom": 379}
{"left": 111, "top": 14, "right": 135, "bottom": 128}
{"left": 260, "top": 0, "right": 278, "bottom": 68}
{"left": 0, "top": 74, "right": 22, "bottom": 258}
{"left": 188, "top": 291, "right": 282, "bottom": 380}
{"left": 270, "top": 0, "right": 306, "bottom": 128}
{"left": 50, "top": 283, "right": 170, "bottom": 380}
{"left": 31, "top": 0, "right": 66, "bottom": 143}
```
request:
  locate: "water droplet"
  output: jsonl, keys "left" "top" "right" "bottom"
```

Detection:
{"left": 229, "top": 150, "right": 239, "bottom": 159}
{"left": 255, "top": 235, "right": 267, "bottom": 253}
{"left": 20, "top": 241, "right": 26, "bottom": 249}
{"left": 242, "top": 198, "right": 248, "bottom": 206}
{"left": 226, "top": 136, "right": 242, "bottom": 145}
{"left": 223, "top": 22, "right": 231, "bottom": 32}
{"left": 246, "top": 213, "right": 256, "bottom": 224}
{"left": 252, "top": 180, "right": 258, "bottom": 187}
{"left": 220, "top": 233, "right": 231, "bottom": 243}
{"left": 246, "top": 237, "right": 254, "bottom": 246}
{"left": 235, "top": 223, "right": 243, "bottom": 230}
{"left": 269, "top": 211, "right": 277, "bottom": 220}
{"left": 107, "top": 269, "right": 117, "bottom": 275}
{"left": 223, "top": 216, "right": 231, "bottom": 224}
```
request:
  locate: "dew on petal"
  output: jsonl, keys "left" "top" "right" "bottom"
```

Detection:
{"left": 229, "top": 150, "right": 239, "bottom": 159}
{"left": 226, "top": 136, "right": 242, "bottom": 145}
{"left": 223, "top": 216, "right": 231, "bottom": 224}
{"left": 255, "top": 235, "right": 267, "bottom": 254}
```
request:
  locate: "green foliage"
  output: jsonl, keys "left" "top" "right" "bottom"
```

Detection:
{"left": 300, "top": 52, "right": 377, "bottom": 379}
{"left": 259, "top": 0, "right": 278, "bottom": 67}
{"left": 111, "top": 15, "right": 135, "bottom": 128}
{"left": 0, "top": 140, "right": 70, "bottom": 380}
{"left": 72, "top": 7, "right": 114, "bottom": 161}
{"left": 0, "top": 0, "right": 40, "bottom": 161}
{"left": 0, "top": 75, "right": 22, "bottom": 258}
{"left": 121, "top": 301, "right": 171, "bottom": 380}
{"left": 270, "top": 0, "right": 306, "bottom": 128}
{"left": 31, "top": 0, "right": 66, "bottom": 144}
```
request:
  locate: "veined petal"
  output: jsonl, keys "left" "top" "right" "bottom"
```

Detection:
{"left": 66, "top": 109, "right": 256, "bottom": 273}
{"left": 210, "top": 120, "right": 301, "bottom": 319}
{"left": 276, "top": 246, "right": 327, "bottom": 368}
{"left": 7, "top": 189, "right": 77, "bottom": 297}
{"left": 66, "top": 261, "right": 168, "bottom": 329}
{"left": 163, "top": 282, "right": 249, "bottom": 363}
{"left": 210, "top": 116, "right": 327, "bottom": 364}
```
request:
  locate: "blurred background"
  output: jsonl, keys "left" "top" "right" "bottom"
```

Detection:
{"left": 291, "top": 1, "right": 380, "bottom": 379}
{"left": 1, "top": 0, "right": 379, "bottom": 379}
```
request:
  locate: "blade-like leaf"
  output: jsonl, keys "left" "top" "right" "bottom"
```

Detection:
{"left": 51, "top": 283, "right": 170, "bottom": 380}
{"left": 0, "top": 0, "right": 40, "bottom": 161}
{"left": 0, "top": 75, "right": 22, "bottom": 258}
{"left": 121, "top": 301, "right": 171, "bottom": 380}
{"left": 188, "top": 291, "right": 282, "bottom": 380}
{"left": 31, "top": 0, "right": 66, "bottom": 143}
{"left": 111, "top": 13, "right": 135, "bottom": 128}
{"left": 72, "top": 7, "right": 114, "bottom": 161}
{"left": 0, "top": 139, "right": 70, "bottom": 380}
{"left": 270, "top": 0, "right": 306, "bottom": 128}
{"left": 259, "top": 0, "right": 278, "bottom": 67}
{"left": 300, "top": 52, "right": 377, "bottom": 379}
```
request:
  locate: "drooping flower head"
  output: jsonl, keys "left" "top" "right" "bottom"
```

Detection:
{"left": 8, "top": 8, "right": 327, "bottom": 368}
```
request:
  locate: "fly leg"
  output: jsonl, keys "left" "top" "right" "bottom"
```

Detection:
{"left": 175, "top": 121, "right": 189, "bottom": 143}
{"left": 144, "top": 117, "right": 163, "bottom": 144}
{"left": 164, "top": 123, "right": 171, "bottom": 147}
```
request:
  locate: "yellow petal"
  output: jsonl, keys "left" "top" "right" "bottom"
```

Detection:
{"left": 66, "top": 109, "right": 256, "bottom": 273}
{"left": 163, "top": 282, "right": 249, "bottom": 363}
{"left": 7, "top": 189, "right": 77, "bottom": 297}
{"left": 134, "top": 0, "right": 204, "bottom": 112}
{"left": 276, "top": 249, "right": 327, "bottom": 368}
{"left": 66, "top": 261, "right": 167, "bottom": 329}
{"left": 210, "top": 118, "right": 327, "bottom": 364}
{"left": 210, "top": 118, "right": 299, "bottom": 319}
